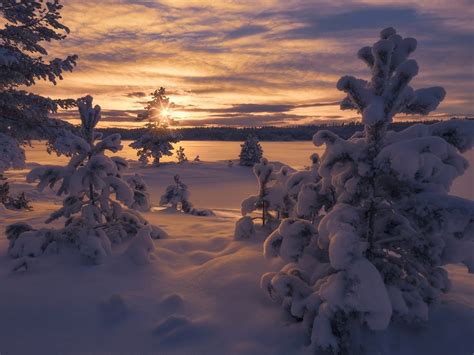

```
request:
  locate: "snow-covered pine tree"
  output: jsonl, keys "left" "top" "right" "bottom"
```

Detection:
{"left": 0, "top": 0, "right": 77, "bottom": 161}
{"left": 130, "top": 122, "right": 178, "bottom": 166}
{"left": 1, "top": 1, "right": 76, "bottom": 211}
{"left": 261, "top": 27, "right": 474, "bottom": 353}
{"left": 6, "top": 96, "right": 167, "bottom": 265}
{"left": 126, "top": 174, "right": 151, "bottom": 212}
{"left": 160, "top": 174, "right": 213, "bottom": 216}
{"left": 130, "top": 87, "right": 179, "bottom": 166}
{"left": 240, "top": 158, "right": 274, "bottom": 228}
{"left": 239, "top": 134, "right": 263, "bottom": 166}
{"left": 236, "top": 159, "right": 294, "bottom": 239}
{"left": 160, "top": 174, "right": 191, "bottom": 212}
{"left": 137, "top": 87, "right": 171, "bottom": 124}
{"left": 176, "top": 146, "right": 187, "bottom": 163}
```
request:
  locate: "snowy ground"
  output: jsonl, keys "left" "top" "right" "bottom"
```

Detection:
{"left": 0, "top": 152, "right": 473, "bottom": 355}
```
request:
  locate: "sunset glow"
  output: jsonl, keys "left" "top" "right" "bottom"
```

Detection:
{"left": 34, "top": 0, "right": 473, "bottom": 128}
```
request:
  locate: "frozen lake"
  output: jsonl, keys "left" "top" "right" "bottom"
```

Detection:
{"left": 21, "top": 140, "right": 473, "bottom": 200}
{"left": 25, "top": 140, "right": 323, "bottom": 170}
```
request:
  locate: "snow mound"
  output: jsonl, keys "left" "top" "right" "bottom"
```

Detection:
{"left": 99, "top": 294, "right": 129, "bottom": 322}
{"left": 126, "top": 226, "right": 156, "bottom": 265}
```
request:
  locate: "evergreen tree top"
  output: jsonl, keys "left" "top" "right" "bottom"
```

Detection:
{"left": 337, "top": 27, "right": 445, "bottom": 127}
{"left": 0, "top": 0, "right": 77, "bottom": 88}
{"left": 0, "top": 0, "right": 77, "bottom": 141}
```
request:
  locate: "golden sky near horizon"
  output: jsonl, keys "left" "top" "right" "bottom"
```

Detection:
{"left": 30, "top": 0, "right": 474, "bottom": 128}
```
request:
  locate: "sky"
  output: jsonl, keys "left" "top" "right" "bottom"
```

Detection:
{"left": 33, "top": 0, "right": 474, "bottom": 128}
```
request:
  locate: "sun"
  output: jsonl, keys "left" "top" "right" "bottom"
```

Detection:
{"left": 160, "top": 107, "right": 171, "bottom": 117}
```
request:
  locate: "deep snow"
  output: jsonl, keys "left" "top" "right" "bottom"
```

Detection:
{"left": 0, "top": 151, "right": 473, "bottom": 355}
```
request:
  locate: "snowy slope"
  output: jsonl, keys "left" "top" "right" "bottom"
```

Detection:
{"left": 0, "top": 156, "right": 473, "bottom": 355}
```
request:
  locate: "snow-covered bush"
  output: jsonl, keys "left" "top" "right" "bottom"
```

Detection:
{"left": 0, "top": 183, "right": 31, "bottom": 211}
{"left": 262, "top": 27, "right": 474, "bottom": 353}
{"left": 285, "top": 153, "right": 320, "bottom": 200}
{"left": 238, "top": 159, "right": 293, "bottom": 234}
{"left": 234, "top": 216, "right": 256, "bottom": 240}
{"left": 239, "top": 134, "right": 263, "bottom": 166}
{"left": 6, "top": 96, "right": 167, "bottom": 265}
{"left": 236, "top": 154, "right": 324, "bottom": 234}
{"left": 160, "top": 175, "right": 214, "bottom": 216}
{"left": 127, "top": 174, "right": 151, "bottom": 212}
{"left": 176, "top": 146, "right": 188, "bottom": 163}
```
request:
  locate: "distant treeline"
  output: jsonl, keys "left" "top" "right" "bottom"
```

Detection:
{"left": 97, "top": 119, "right": 470, "bottom": 141}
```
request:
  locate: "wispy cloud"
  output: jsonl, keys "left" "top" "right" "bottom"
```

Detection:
{"left": 34, "top": 0, "right": 473, "bottom": 127}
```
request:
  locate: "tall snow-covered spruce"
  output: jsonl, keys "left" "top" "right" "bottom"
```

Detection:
{"left": 130, "top": 87, "right": 179, "bottom": 166}
{"left": 239, "top": 134, "right": 263, "bottom": 166}
{"left": 6, "top": 96, "right": 167, "bottom": 266}
{"left": 261, "top": 27, "right": 474, "bottom": 353}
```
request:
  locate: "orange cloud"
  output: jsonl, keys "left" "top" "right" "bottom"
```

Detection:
{"left": 31, "top": 0, "right": 473, "bottom": 127}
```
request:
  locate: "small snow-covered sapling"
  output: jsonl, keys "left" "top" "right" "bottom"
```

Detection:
{"left": 176, "top": 146, "right": 188, "bottom": 164}
{"left": 235, "top": 158, "right": 294, "bottom": 239}
{"left": 6, "top": 96, "right": 167, "bottom": 265}
{"left": 239, "top": 134, "right": 263, "bottom": 166}
{"left": 160, "top": 175, "right": 214, "bottom": 216}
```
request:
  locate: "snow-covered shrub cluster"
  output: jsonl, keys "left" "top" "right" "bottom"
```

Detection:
{"left": 239, "top": 134, "right": 263, "bottom": 166}
{"left": 126, "top": 174, "right": 151, "bottom": 212}
{"left": 235, "top": 155, "right": 323, "bottom": 240}
{"left": 0, "top": 180, "right": 31, "bottom": 211}
{"left": 6, "top": 96, "right": 167, "bottom": 265}
{"left": 287, "top": 153, "right": 330, "bottom": 223}
{"left": 239, "top": 159, "right": 292, "bottom": 227}
{"left": 261, "top": 27, "right": 474, "bottom": 353}
{"left": 160, "top": 174, "right": 214, "bottom": 216}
